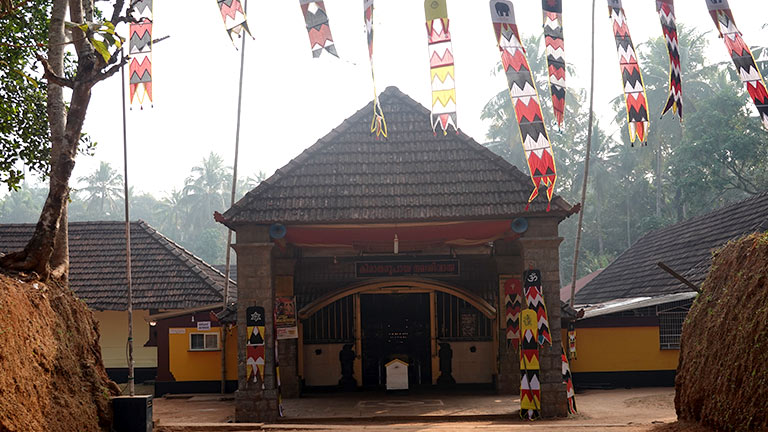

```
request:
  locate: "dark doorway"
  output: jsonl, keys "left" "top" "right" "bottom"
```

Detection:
{"left": 360, "top": 293, "right": 431, "bottom": 388}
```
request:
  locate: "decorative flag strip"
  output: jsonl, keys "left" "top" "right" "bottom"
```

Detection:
{"left": 128, "top": 0, "right": 152, "bottom": 107}
{"left": 656, "top": 0, "right": 683, "bottom": 121}
{"left": 520, "top": 308, "right": 541, "bottom": 421}
{"left": 364, "top": 0, "right": 387, "bottom": 138}
{"left": 568, "top": 321, "right": 577, "bottom": 359}
{"left": 425, "top": 0, "right": 458, "bottom": 135}
{"left": 246, "top": 306, "right": 266, "bottom": 386}
{"left": 490, "top": 0, "right": 557, "bottom": 211}
{"left": 523, "top": 269, "right": 552, "bottom": 346}
{"left": 542, "top": 0, "right": 566, "bottom": 129}
{"left": 706, "top": 0, "right": 768, "bottom": 129}
{"left": 502, "top": 276, "right": 523, "bottom": 350}
{"left": 216, "top": 0, "right": 252, "bottom": 42}
{"left": 561, "top": 345, "right": 577, "bottom": 415}
{"left": 299, "top": 0, "right": 338, "bottom": 58}
{"left": 607, "top": 0, "right": 650, "bottom": 145}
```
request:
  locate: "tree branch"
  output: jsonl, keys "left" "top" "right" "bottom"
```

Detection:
{"left": 91, "top": 54, "right": 127, "bottom": 84}
{"left": 36, "top": 53, "right": 74, "bottom": 88}
{"left": 0, "top": 0, "right": 30, "bottom": 20}
{"left": 110, "top": 0, "right": 125, "bottom": 24}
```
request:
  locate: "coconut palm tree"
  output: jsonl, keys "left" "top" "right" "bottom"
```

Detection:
{"left": 155, "top": 188, "right": 186, "bottom": 242}
{"left": 77, "top": 161, "right": 124, "bottom": 219}
{"left": 181, "top": 152, "right": 230, "bottom": 233}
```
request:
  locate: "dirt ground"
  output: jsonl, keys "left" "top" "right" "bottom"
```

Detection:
{"left": 153, "top": 387, "right": 714, "bottom": 431}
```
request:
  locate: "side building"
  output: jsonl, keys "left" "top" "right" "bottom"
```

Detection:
{"left": 0, "top": 220, "right": 234, "bottom": 383}
{"left": 570, "top": 192, "right": 768, "bottom": 387}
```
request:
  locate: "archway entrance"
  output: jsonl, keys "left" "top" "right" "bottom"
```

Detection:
{"left": 298, "top": 279, "right": 497, "bottom": 390}
{"left": 360, "top": 292, "right": 431, "bottom": 388}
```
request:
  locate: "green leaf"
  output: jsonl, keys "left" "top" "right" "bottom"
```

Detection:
{"left": 91, "top": 39, "right": 111, "bottom": 62}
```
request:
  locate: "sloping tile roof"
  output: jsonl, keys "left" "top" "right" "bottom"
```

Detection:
{"left": 560, "top": 269, "right": 603, "bottom": 302}
{"left": 575, "top": 192, "right": 768, "bottom": 305}
{"left": 221, "top": 86, "right": 571, "bottom": 227}
{"left": 0, "top": 221, "right": 235, "bottom": 310}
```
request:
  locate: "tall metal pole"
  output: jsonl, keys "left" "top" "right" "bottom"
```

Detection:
{"left": 569, "top": 0, "right": 597, "bottom": 309}
{"left": 120, "top": 50, "right": 135, "bottom": 397}
{"left": 222, "top": 1, "right": 248, "bottom": 393}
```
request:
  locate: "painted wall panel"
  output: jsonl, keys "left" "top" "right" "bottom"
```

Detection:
{"left": 564, "top": 327, "right": 679, "bottom": 373}
{"left": 95, "top": 310, "right": 156, "bottom": 369}
{"left": 449, "top": 341, "right": 493, "bottom": 384}
{"left": 168, "top": 327, "right": 237, "bottom": 381}
{"left": 303, "top": 343, "right": 345, "bottom": 386}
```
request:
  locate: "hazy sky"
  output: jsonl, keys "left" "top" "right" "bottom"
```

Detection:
{"left": 41, "top": 1, "right": 768, "bottom": 198}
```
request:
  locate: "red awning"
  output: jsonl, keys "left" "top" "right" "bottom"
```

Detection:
{"left": 283, "top": 220, "right": 516, "bottom": 251}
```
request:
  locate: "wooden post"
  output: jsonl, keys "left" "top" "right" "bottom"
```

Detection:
{"left": 429, "top": 290, "right": 438, "bottom": 384}
{"left": 354, "top": 293, "right": 363, "bottom": 387}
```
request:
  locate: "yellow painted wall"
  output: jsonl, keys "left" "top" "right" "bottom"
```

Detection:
{"left": 168, "top": 326, "right": 237, "bottom": 381}
{"left": 95, "top": 310, "right": 156, "bottom": 369}
{"left": 564, "top": 326, "right": 679, "bottom": 373}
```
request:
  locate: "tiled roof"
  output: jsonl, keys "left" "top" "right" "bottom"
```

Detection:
{"left": 575, "top": 192, "right": 768, "bottom": 305}
{"left": 560, "top": 269, "right": 603, "bottom": 302}
{"left": 221, "top": 86, "right": 571, "bottom": 227}
{"left": 0, "top": 221, "right": 235, "bottom": 310}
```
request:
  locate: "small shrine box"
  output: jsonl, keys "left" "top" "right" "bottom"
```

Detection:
{"left": 385, "top": 359, "right": 409, "bottom": 391}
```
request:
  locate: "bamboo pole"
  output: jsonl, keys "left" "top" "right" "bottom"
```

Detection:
{"left": 222, "top": 1, "right": 249, "bottom": 394}
{"left": 569, "top": 0, "right": 597, "bottom": 309}
{"left": 120, "top": 49, "right": 135, "bottom": 397}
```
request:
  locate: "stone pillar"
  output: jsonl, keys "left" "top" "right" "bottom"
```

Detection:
{"left": 494, "top": 241, "right": 523, "bottom": 395}
{"left": 274, "top": 257, "right": 299, "bottom": 398}
{"left": 233, "top": 241, "right": 279, "bottom": 423}
{"left": 519, "top": 218, "right": 567, "bottom": 418}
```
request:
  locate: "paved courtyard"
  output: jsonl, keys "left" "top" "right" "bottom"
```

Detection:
{"left": 154, "top": 387, "right": 681, "bottom": 431}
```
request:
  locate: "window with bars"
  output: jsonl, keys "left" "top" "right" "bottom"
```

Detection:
{"left": 657, "top": 300, "right": 692, "bottom": 350}
{"left": 436, "top": 292, "right": 492, "bottom": 340}
{"left": 302, "top": 296, "right": 355, "bottom": 344}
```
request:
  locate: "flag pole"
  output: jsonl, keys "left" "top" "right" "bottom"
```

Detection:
{"left": 570, "top": 0, "right": 597, "bottom": 309}
{"left": 222, "top": 0, "right": 249, "bottom": 394}
{"left": 120, "top": 49, "right": 135, "bottom": 397}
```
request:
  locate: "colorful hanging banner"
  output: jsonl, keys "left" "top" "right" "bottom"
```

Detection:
{"left": 299, "top": 0, "right": 338, "bottom": 58}
{"left": 490, "top": 0, "right": 557, "bottom": 211}
{"left": 706, "top": 0, "right": 768, "bottom": 129}
{"left": 128, "top": 0, "right": 152, "bottom": 107}
{"left": 542, "top": 0, "right": 566, "bottom": 129}
{"left": 607, "top": 0, "right": 650, "bottom": 145}
{"left": 523, "top": 269, "right": 552, "bottom": 346}
{"left": 246, "top": 306, "right": 266, "bottom": 385}
{"left": 568, "top": 321, "right": 577, "bottom": 359}
{"left": 561, "top": 345, "right": 577, "bottom": 415}
{"left": 425, "top": 0, "right": 458, "bottom": 135}
{"left": 520, "top": 308, "right": 540, "bottom": 421}
{"left": 656, "top": 0, "right": 683, "bottom": 121}
{"left": 364, "top": 0, "right": 387, "bottom": 137}
{"left": 501, "top": 276, "right": 523, "bottom": 350}
{"left": 216, "top": 0, "right": 252, "bottom": 42}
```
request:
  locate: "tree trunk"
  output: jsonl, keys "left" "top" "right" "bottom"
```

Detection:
{"left": 0, "top": 0, "right": 100, "bottom": 281}
{"left": 595, "top": 184, "right": 605, "bottom": 255}
{"left": 626, "top": 189, "right": 631, "bottom": 249}
{"left": 656, "top": 144, "right": 662, "bottom": 218}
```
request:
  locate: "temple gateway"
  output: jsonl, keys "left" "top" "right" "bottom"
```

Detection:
{"left": 216, "top": 87, "right": 578, "bottom": 422}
